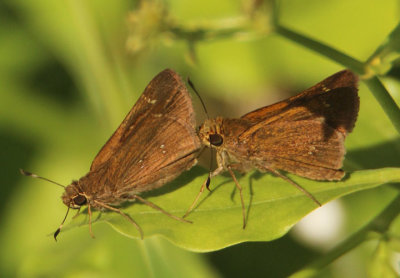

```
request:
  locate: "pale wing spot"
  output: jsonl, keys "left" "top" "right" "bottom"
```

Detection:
{"left": 144, "top": 97, "right": 157, "bottom": 104}
{"left": 160, "top": 144, "right": 165, "bottom": 149}
{"left": 153, "top": 114, "right": 162, "bottom": 118}
{"left": 308, "top": 145, "right": 317, "bottom": 155}
{"left": 321, "top": 85, "right": 331, "bottom": 93}
{"left": 162, "top": 150, "right": 166, "bottom": 154}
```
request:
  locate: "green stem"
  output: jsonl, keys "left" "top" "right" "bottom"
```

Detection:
{"left": 363, "top": 77, "right": 400, "bottom": 134}
{"left": 168, "top": 1, "right": 400, "bottom": 135}
{"left": 168, "top": 14, "right": 270, "bottom": 43}
{"left": 291, "top": 231, "right": 379, "bottom": 278}
{"left": 290, "top": 194, "right": 400, "bottom": 277}
{"left": 274, "top": 25, "right": 365, "bottom": 74}
{"left": 170, "top": 25, "right": 247, "bottom": 42}
{"left": 274, "top": 24, "right": 400, "bottom": 134}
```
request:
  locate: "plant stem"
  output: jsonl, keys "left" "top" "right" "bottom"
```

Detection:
{"left": 274, "top": 23, "right": 400, "bottom": 134}
{"left": 274, "top": 25, "right": 365, "bottom": 74}
{"left": 363, "top": 77, "right": 400, "bottom": 134}
{"left": 290, "top": 194, "right": 400, "bottom": 277}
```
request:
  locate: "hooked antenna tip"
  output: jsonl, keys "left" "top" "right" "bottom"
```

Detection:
{"left": 54, "top": 228, "right": 60, "bottom": 242}
{"left": 19, "top": 169, "right": 32, "bottom": 176}
{"left": 206, "top": 175, "right": 211, "bottom": 191}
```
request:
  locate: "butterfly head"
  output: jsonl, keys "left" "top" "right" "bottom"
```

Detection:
{"left": 62, "top": 181, "right": 88, "bottom": 209}
{"left": 198, "top": 117, "right": 225, "bottom": 149}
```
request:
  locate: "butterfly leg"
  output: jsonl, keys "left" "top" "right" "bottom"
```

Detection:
{"left": 226, "top": 166, "right": 247, "bottom": 229}
{"left": 218, "top": 152, "right": 247, "bottom": 228}
{"left": 182, "top": 174, "right": 209, "bottom": 218}
{"left": 226, "top": 162, "right": 247, "bottom": 174}
{"left": 266, "top": 167, "right": 321, "bottom": 206}
{"left": 183, "top": 165, "right": 224, "bottom": 218}
{"left": 94, "top": 200, "right": 144, "bottom": 239}
{"left": 72, "top": 207, "right": 81, "bottom": 219}
{"left": 133, "top": 195, "right": 191, "bottom": 224}
{"left": 87, "top": 204, "right": 95, "bottom": 238}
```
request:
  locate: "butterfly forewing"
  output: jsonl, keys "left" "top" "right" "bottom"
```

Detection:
{"left": 120, "top": 95, "right": 201, "bottom": 193}
{"left": 241, "top": 70, "right": 359, "bottom": 135}
{"left": 90, "top": 69, "right": 197, "bottom": 171}
{"left": 227, "top": 70, "right": 359, "bottom": 180}
{"left": 90, "top": 69, "right": 201, "bottom": 194}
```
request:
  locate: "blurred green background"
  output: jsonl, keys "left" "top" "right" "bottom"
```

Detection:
{"left": 1, "top": 0, "right": 400, "bottom": 277}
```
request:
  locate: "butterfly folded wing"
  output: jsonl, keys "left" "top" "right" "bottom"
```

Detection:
{"left": 227, "top": 70, "right": 359, "bottom": 180}
{"left": 244, "top": 120, "right": 346, "bottom": 180}
{"left": 242, "top": 70, "right": 359, "bottom": 134}
{"left": 88, "top": 69, "right": 201, "bottom": 195}
{"left": 90, "top": 69, "right": 193, "bottom": 171}
{"left": 240, "top": 86, "right": 359, "bottom": 146}
{"left": 119, "top": 114, "right": 200, "bottom": 193}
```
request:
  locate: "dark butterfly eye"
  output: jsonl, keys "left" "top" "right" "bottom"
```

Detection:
{"left": 73, "top": 195, "right": 87, "bottom": 206}
{"left": 209, "top": 134, "right": 223, "bottom": 146}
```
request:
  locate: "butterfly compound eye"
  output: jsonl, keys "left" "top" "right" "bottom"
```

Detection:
{"left": 209, "top": 134, "right": 223, "bottom": 146}
{"left": 73, "top": 195, "right": 87, "bottom": 206}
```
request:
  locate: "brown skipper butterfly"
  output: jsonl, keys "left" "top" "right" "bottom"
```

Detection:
{"left": 184, "top": 70, "right": 359, "bottom": 228}
{"left": 22, "top": 69, "right": 201, "bottom": 239}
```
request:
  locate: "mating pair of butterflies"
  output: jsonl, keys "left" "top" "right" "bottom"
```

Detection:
{"left": 23, "top": 69, "right": 359, "bottom": 239}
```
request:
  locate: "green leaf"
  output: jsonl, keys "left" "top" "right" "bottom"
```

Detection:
{"left": 64, "top": 167, "right": 400, "bottom": 252}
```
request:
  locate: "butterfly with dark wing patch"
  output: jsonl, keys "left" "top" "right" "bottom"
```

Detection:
{"left": 184, "top": 70, "right": 359, "bottom": 228}
{"left": 22, "top": 69, "right": 202, "bottom": 239}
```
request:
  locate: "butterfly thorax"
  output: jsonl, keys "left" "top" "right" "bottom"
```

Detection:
{"left": 199, "top": 117, "right": 254, "bottom": 172}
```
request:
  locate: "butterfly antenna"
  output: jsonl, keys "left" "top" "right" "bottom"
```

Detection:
{"left": 187, "top": 78, "right": 213, "bottom": 190}
{"left": 188, "top": 78, "right": 209, "bottom": 119}
{"left": 19, "top": 169, "right": 65, "bottom": 189}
